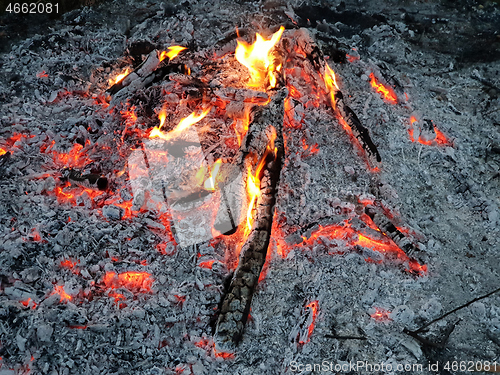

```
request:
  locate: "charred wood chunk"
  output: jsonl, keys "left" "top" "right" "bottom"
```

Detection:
{"left": 336, "top": 91, "right": 381, "bottom": 164}
{"left": 151, "top": 63, "right": 190, "bottom": 84}
{"left": 61, "top": 168, "right": 108, "bottom": 191}
{"left": 364, "top": 205, "right": 427, "bottom": 264}
{"left": 214, "top": 89, "right": 286, "bottom": 351}
{"left": 108, "top": 50, "right": 188, "bottom": 96}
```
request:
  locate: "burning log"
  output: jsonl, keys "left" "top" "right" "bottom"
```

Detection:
{"left": 214, "top": 88, "right": 287, "bottom": 351}
{"left": 364, "top": 203, "right": 427, "bottom": 264}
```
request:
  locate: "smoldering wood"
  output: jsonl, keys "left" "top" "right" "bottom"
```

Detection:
{"left": 364, "top": 203, "right": 428, "bottom": 264}
{"left": 61, "top": 168, "right": 108, "bottom": 191}
{"left": 108, "top": 49, "right": 189, "bottom": 107}
{"left": 214, "top": 88, "right": 287, "bottom": 351}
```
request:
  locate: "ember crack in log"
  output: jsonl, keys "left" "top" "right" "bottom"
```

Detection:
{"left": 214, "top": 88, "right": 287, "bottom": 351}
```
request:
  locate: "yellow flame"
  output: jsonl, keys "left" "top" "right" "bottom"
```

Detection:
{"left": 149, "top": 107, "right": 211, "bottom": 141}
{"left": 204, "top": 159, "right": 222, "bottom": 191}
{"left": 109, "top": 68, "right": 130, "bottom": 86}
{"left": 195, "top": 165, "right": 207, "bottom": 186}
{"left": 235, "top": 26, "right": 284, "bottom": 88}
{"left": 244, "top": 130, "right": 277, "bottom": 235}
{"left": 324, "top": 64, "right": 339, "bottom": 110}
{"left": 159, "top": 46, "right": 187, "bottom": 62}
{"left": 158, "top": 107, "right": 167, "bottom": 130}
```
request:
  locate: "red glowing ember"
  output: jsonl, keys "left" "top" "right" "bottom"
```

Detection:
{"left": 44, "top": 141, "right": 93, "bottom": 169}
{"left": 0, "top": 133, "right": 32, "bottom": 156}
{"left": 20, "top": 298, "right": 37, "bottom": 309}
{"left": 370, "top": 307, "right": 392, "bottom": 322}
{"left": 409, "top": 116, "right": 452, "bottom": 146}
{"left": 194, "top": 338, "right": 235, "bottom": 360}
{"left": 51, "top": 285, "right": 72, "bottom": 302}
{"left": 103, "top": 271, "right": 153, "bottom": 292}
{"left": 198, "top": 260, "right": 216, "bottom": 269}
{"left": 299, "top": 300, "right": 319, "bottom": 344}
{"left": 298, "top": 223, "right": 427, "bottom": 276}
{"left": 369, "top": 73, "right": 397, "bottom": 104}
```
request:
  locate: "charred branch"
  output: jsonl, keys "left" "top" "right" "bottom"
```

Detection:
{"left": 404, "top": 319, "right": 461, "bottom": 349}
{"left": 334, "top": 90, "right": 382, "bottom": 165}
{"left": 406, "top": 286, "right": 500, "bottom": 336}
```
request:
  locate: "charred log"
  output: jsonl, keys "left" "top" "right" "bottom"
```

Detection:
{"left": 214, "top": 88, "right": 287, "bottom": 351}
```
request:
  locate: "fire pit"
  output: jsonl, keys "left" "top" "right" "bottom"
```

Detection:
{"left": 1, "top": 0, "right": 499, "bottom": 374}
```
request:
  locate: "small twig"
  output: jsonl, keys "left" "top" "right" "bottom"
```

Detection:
{"left": 325, "top": 334, "right": 366, "bottom": 340}
{"left": 413, "top": 286, "right": 500, "bottom": 334}
{"left": 404, "top": 319, "right": 461, "bottom": 349}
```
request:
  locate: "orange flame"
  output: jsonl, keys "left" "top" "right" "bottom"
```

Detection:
{"left": 150, "top": 107, "right": 211, "bottom": 141}
{"left": 158, "top": 107, "right": 167, "bottom": 130}
{"left": 245, "top": 164, "right": 263, "bottom": 235}
{"left": 109, "top": 68, "right": 130, "bottom": 86}
{"left": 324, "top": 64, "right": 339, "bottom": 109}
{"left": 235, "top": 26, "right": 284, "bottom": 88}
{"left": 369, "top": 73, "right": 397, "bottom": 104}
{"left": 52, "top": 285, "right": 72, "bottom": 303}
{"left": 159, "top": 46, "right": 187, "bottom": 62}
{"left": 244, "top": 131, "right": 277, "bottom": 235}
{"left": 204, "top": 159, "right": 222, "bottom": 191}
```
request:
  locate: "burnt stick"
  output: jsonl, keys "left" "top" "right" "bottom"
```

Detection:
{"left": 334, "top": 90, "right": 382, "bottom": 165}
{"left": 407, "top": 286, "right": 500, "bottom": 335}
{"left": 214, "top": 88, "right": 287, "bottom": 351}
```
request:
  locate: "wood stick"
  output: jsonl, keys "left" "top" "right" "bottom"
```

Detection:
{"left": 409, "top": 286, "right": 500, "bottom": 335}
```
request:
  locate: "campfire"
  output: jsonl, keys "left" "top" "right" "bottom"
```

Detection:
{"left": 1, "top": 0, "right": 499, "bottom": 373}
